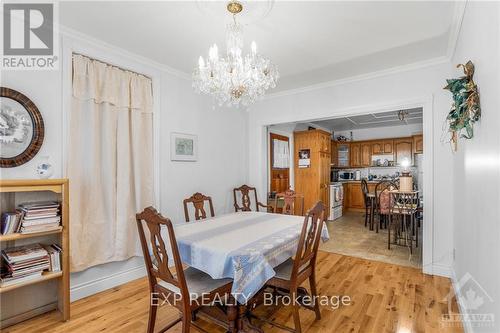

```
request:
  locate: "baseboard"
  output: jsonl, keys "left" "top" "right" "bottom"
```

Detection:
{"left": 1, "top": 302, "right": 58, "bottom": 328}
{"left": 70, "top": 264, "right": 146, "bottom": 302}
{"left": 428, "top": 263, "right": 453, "bottom": 278}
{"left": 450, "top": 269, "right": 474, "bottom": 333}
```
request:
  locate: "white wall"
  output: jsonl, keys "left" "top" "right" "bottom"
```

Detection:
{"left": 247, "top": 62, "right": 455, "bottom": 277}
{"left": 1, "top": 30, "right": 247, "bottom": 301}
{"left": 335, "top": 123, "right": 423, "bottom": 141}
{"left": 160, "top": 74, "right": 248, "bottom": 224}
{"left": 0, "top": 71, "right": 63, "bottom": 179}
{"left": 451, "top": 2, "right": 500, "bottom": 332}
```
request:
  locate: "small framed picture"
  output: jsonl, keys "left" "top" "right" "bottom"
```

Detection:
{"left": 171, "top": 132, "right": 197, "bottom": 161}
{"left": 298, "top": 149, "right": 310, "bottom": 168}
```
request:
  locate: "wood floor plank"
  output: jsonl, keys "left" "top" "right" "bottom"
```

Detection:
{"left": 2, "top": 251, "right": 463, "bottom": 333}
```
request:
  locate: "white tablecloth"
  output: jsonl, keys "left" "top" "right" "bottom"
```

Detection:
{"left": 172, "top": 212, "right": 329, "bottom": 303}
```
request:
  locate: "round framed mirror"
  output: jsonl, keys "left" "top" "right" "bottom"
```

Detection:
{"left": 0, "top": 87, "right": 45, "bottom": 168}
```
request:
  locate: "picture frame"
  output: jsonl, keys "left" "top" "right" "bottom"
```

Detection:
{"left": 170, "top": 132, "right": 198, "bottom": 161}
{"left": 0, "top": 87, "right": 45, "bottom": 168}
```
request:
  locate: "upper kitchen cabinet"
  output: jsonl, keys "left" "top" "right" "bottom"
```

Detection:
{"left": 350, "top": 143, "right": 361, "bottom": 167}
{"left": 383, "top": 140, "right": 394, "bottom": 154}
{"left": 394, "top": 137, "right": 413, "bottom": 165}
{"left": 413, "top": 134, "right": 423, "bottom": 154}
{"left": 319, "top": 132, "right": 331, "bottom": 154}
{"left": 331, "top": 140, "right": 338, "bottom": 166}
{"left": 360, "top": 142, "right": 371, "bottom": 166}
{"left": 337, "top": 142, "right": 350, "bottom": 167}
{"left": 372, "top": 141, "right": 383, "bottom": 154}
{"left": 371, "top": 139, "right": 393, "bottom": 154}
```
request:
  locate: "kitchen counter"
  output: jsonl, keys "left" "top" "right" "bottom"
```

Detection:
{"left": 333, "top": 180, "right": 381, "bottom": 184}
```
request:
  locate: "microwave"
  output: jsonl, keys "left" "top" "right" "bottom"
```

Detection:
{"left": 338, "top": 172, "right": 354, "bottom": 181}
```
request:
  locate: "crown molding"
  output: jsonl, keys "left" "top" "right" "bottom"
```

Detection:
{"left": 58, "top": 2, "right": 467, "bottom": 95}
{"left": 264, "top": 55, "right": 450, "bottom": 101}
{"left": 263, "top": 2, "right": 467, "bottom": 101}
{"left": 446, "top": 1, "right": 467, "bottom": 60}
{"left": 59, "top": 25, "right": 191, "bottom": 80}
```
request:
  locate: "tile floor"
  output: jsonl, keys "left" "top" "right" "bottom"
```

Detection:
{"left": 320, "top": 211, "right": 422, "bottom": 268}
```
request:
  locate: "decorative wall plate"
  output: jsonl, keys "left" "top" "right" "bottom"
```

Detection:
{"left": 0, "top": 87, "right": 45, "bottom": 168}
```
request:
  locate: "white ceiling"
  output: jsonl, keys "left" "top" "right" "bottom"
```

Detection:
{"left": 310, "top": 108, "right": 423, "bottom": 131}
{"left": 60, "top": 1, "right": 459, "bottom": 92}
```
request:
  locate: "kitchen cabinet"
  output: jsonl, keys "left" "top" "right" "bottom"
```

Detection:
{"left": 372, "top": 139, "right": 393, "bottom": 154}
{"left": 344, "top": 182, "right": 377, "bottom": 211}
{"left": 337, "top": 142, "right": 350, "bottom": 167}
{"left": 371, "top": 140, "right": 393, "bottom": 155}
{"left": 394, "top": 138, "right": 413, "bottom": 165}
{"left": 319, "top": 133, "right": 331, "bottom": 154}
{"left": 350, "top": 143, "right": 361, "bottom": 167}
{"left": 413, "top": 134, "right": 423, "bottom": 154}
{"left": 294, "top": 129, "right": 331, "bottom": 215}
{"left": 383, "top": 140, "right": 394, "bottom": 154}
{"left": 331, "top": 140, "right": 338, "bottom": 166}
{"left": 347, "top": 183, "right": 364, "bottom": 209}
{"left": 372, "top": 142, "right": 383, "bottom": 154}
{"left": 361, "top": 142, "right": 371, "bottom": 166}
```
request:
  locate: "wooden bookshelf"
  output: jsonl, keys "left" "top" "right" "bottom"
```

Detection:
{"left": 0, "top": 179, "right": 70, "bottom": 327}
{"left": 0, "top": 271, "right": 63, "bottom": 294}
{"left": 0, "top": 227, "right": 63, "bottom": 242}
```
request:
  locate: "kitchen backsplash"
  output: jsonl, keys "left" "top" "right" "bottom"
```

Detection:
{"left": 337, "top": 166, "right": 418, "bottom": 180}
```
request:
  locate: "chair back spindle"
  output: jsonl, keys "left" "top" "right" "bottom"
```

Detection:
{"left": 183, "top": 192, "right": 215, "bottom": 222}
{"left": 292, "top": 201, "right": 325, "bottom": 279}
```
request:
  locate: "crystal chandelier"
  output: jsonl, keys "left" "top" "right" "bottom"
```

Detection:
{"left": 192, "top": 1, "right": 279, "bottom": 107}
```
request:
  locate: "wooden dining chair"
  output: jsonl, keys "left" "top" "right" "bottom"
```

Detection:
{"left": 257, "top": 201, "right": 325, "bottom": 333}
{"left": 274, "top": 188, "right": 305, "bottom": 216}
{"left": 183, "top": 192, "right": 215, "bottom": 222}
{"left": 135, "top": 207, "right": 232, "bottom": 333}
{"left": 361, "top": 179, "right": 372, "bottom": 227}
{"left": 374, "top": 180, "right": 398, "bottom": 232}
{"left": 233, "top": 184, "right": 273, "bottom": 212}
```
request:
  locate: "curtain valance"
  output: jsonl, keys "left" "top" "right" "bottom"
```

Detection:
{"left": 72, "top": 54, "right": 153, "bottom": 112}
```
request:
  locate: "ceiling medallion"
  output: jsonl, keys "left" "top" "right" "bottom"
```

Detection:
{"left": 192, "top": 0, "right": 279, "bottom": 107}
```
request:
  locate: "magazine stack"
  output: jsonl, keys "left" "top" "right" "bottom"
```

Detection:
{"left": 0, "top": 243, "right": 62, "bottom": 287}
{"left": 18, "top": 201, "right": 61, "bottom": 234}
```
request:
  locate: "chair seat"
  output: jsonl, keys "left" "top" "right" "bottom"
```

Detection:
{"left": 273, "top": 258, "right": 308, "bottom": 281}
{"left": 159, "top": 267, "right": 231, "bottom": 296}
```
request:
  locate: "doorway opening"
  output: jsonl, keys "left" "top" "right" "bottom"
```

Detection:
{"left": 266, "top": 108, "right": 424, "bottom": 269}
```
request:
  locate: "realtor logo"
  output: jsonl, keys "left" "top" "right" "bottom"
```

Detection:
{"left": 1, "top": 1, "right": 59, "bottom": 70}
{"left": 442, "top": 272, "right": 495, "bottom": 329}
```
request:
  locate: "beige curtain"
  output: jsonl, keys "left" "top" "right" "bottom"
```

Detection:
{"left": 68, "top": 54, "right": 154, "bottom": 272}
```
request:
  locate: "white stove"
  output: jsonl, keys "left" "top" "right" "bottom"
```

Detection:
{"left": 329, "top": 183, "right": 344, "bottom": 220}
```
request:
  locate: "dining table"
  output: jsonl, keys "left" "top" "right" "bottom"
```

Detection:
{"left": 169, "top": 211, "right": 330, "bottom": 333}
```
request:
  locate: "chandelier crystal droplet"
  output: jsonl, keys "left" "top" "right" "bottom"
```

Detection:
{"left": 192, "top": 1, "right": 279, "bottom": 107}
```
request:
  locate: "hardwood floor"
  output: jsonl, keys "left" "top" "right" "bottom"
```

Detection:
{"left": 3, "top": 252, "right": 463, "bottom": 333}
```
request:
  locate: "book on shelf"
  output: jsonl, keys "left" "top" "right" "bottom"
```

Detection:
{"left": 0, "top": 272, "right": 43, "bottom": 287}
{"left": 1, "top": 212, "right": 22, "bottom": 235}
{"left": 0, "top": 243, "right": 63, "bottom": 287}
{"left": 43, "top": 244, "right": 62, "bottom": 272}
{"left": 16, "top": 201, "right": 62, "bottom": 235}
{"left": 18, "top": 201, "right": 60, "bottom": 210}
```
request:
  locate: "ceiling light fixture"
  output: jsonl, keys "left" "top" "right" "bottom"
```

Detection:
{"left": 398, "top": 110, "right": 409, "bottom": 121}
{"left": 192, "top": 0, "right": 279, "bottom": 107}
